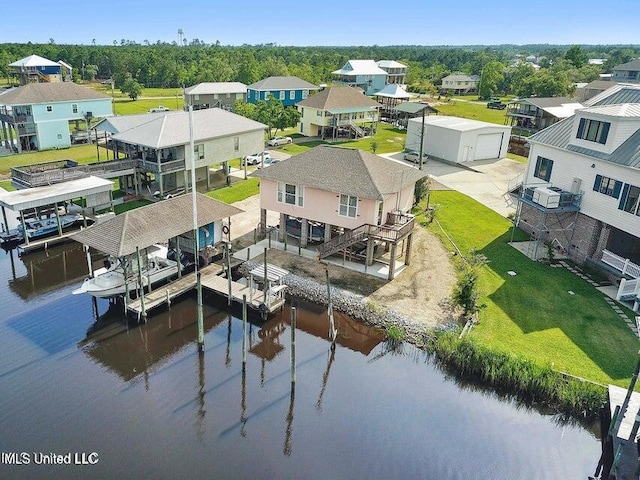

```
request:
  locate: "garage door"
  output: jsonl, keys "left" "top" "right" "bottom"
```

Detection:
{"left": 474, "top": 133, "right": 503, "bottom": 160}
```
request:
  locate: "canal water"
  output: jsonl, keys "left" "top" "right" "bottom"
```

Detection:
{"left": 0, "top": 243, "right": 601, "bottom": 479}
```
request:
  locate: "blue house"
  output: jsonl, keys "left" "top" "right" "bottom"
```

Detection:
{"left": 0, "top": 82, "right": 112, "bottom": 152}
{"left": 332, "top": 60, "right": 388, "bottom": 96}
{"left": 9, "top": 54, "right": 73, "bottom": 85}
{"left": 247, "top": 76, "right": 319, "bottom": 106}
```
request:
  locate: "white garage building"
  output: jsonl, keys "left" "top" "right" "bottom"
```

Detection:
{"left": 405, "top": 116, "right": 511, "bottom": 163}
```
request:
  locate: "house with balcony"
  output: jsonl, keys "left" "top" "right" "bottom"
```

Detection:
{"left": 252, "top": 145, "right": 426, "bottom": 279}
{"left": 514, "top": 84, "right": 640, "bottom": 306}
{"left": 246, "top": 76, "right": 318, "bottom": 107}
{"left": 332, "top": 60, "right": 389, "bottom": 96}
{"left": 183, "top": 82, "right": 247, "bottom": 111}
{"left": 376, "top": 60, "right": 407, "bottom": 85}
{"left": 9, "top": 54, "right": 73, "bottom": 85}
{"left": 440, "top": 73, "right": 480, "bottom": 95}
{"left": 612, "top": 59, "right": 640, "bottom": 84}
{"left": 93, "top": 108, "right": 267, "bottom": 198}
{"left": 505, "top": 96, "right": 584, "bottom": 134}
{"left": 0, "top": 82, "right": 112, "bottom": 152}
{"left": 296, "top": 86, "right": 381, "bottom": 139}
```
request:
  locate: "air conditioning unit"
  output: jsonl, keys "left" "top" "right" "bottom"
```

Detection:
{"left": 532, "top": 187, "right": 560, "bottom": 208}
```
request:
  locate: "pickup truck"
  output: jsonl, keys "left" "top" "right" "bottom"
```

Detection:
{"left": 487, "top": 99, "right": 506, "bottom": 110}
{"left": 149, "top": 105, "right": 170, "bottom": 113}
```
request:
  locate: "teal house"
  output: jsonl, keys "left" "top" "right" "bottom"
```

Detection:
{"left": 247, "top": 76, "right": 319, "bottom": 106}
{"left": 0, "top": 83, "right": 112, "bottom": 152}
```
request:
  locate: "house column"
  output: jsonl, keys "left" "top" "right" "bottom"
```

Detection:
{"left": 592, "top": 222, "right": 611, "bottom": 262}
{"left": 1, "top": 121, "right": 8, "bottom": 148}
{"left": 300, "top": 219, "right": 309, "bottom": 248}
{"left": 366, "top": 237, "right": 375, "bottom": 266}
{"left": 206, "top": 164, "right": 211, "bottom": 190}
{"left": 8, "top": 125, "right": 18, "bottom": 153}
{"left": 404, "top": 233, "right": 413, "bottom": 267}
{"left": 279, "top": 213, "right": 287, "bottom": 242}
{"left": 158, "top": 173, "right": 164, "bottom": 198}
{"left": 324, "top": 223, "right": 332, "bottom": 243}
{"left": 387, "top": 242, "right": 398, "bottom": 281}
{"left": 260, "top": 208, "right": 267, "bottom": 234}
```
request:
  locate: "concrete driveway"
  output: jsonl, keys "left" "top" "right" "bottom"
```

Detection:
{"left": 382, "top": 153, "right": 526, "bottom": 217}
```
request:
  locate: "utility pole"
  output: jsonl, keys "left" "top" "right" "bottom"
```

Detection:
{"left": 418, "top": 105, "right": 426, "bottom": 171}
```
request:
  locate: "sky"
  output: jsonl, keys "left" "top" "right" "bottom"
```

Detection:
{"left": 1, "top": 0, "right": 638, "bottom": 47}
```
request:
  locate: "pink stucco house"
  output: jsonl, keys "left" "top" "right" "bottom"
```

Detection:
{"left": 252, "top": 145, "right": 426, "bottom": 279}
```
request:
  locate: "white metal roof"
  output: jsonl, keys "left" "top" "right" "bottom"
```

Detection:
{"left": 374, "top": 84, "right": 412, "bottom": 99}
{"left": 409, "top": 115, "right": 511, "bottom": 132}
{"left": 579, "top": 103, "right": 640, "bottom": 118}
{"left": 332, "top": 60, "right": 388, "bottom": 76}
{"left": 9, "top": 54, "right": 60, "bottom": 68}
{"left": 184, "top": 82, "right": 247, "bottom": 95}
{"left": 377, "top": 60, "right": 407, "bottom": 69}
{"left": 249, "top": 264, "right": 290, "bottom": 282}
{"left": 541, "top": 103, "right": 584, "bottom": 119}
{"left": 0, "top": 176, "right": 113, "bottom": 212}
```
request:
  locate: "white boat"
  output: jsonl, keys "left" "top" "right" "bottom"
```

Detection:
{"left": 72, "top": 245, "right": 179, "bottom": 298}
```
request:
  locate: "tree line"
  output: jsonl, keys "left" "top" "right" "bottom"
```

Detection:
{"left": 1, "top": 42, "right": 638, "bottom": 98}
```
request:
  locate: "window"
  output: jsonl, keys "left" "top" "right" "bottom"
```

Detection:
{"left": 277, "top": 182, "right": 304, "bottom": 206}
{"left": 619, "top": 184, "right": 640, "bottom": 216}
{"left": 593, "top": 175, "right": 622, "bottom": 198}
{"left": 302, "top": 90, "right": 308, "bottom": 99}
{"left": 628, "top": 71, "right": 638, "bottom": 80}
{"left": 533, "top": 156, "right": 553, "bottom": 182}
{"left": 194, "top": 94, "right": 200, "bottom": 100}
{"left": 72, "top": 104, "right": 78, "bottom": 113}
{"left": 226, "top": 93, "right": 230, "bottom": 98}
{"left": 577, "top": 118, "right": 610, "bottom": 144}
{"left": 317, "top": 110, "right": 322, "bottom": 117}
{"left": 46, "top": 105, "right": 52, "bottom": 112}
{"left": 339, "top": 195, "right": 358, "bottom": 218}
{"left": 57, "top": 134, "right": 62, "bottom": 139}
{"left": 289, "top": 90, "right": 295, "bottom": 100}
{"left": 234, "top": 136, "right": 239, "bottom": 152}
{"left": 279, "top": 91, "right": 285, "bottom": 101}
{"left": 194, "top": 143, "right": 204, "bottom": 160}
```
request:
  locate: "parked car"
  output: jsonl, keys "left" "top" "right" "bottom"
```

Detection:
{"left": 403, "top": 150, "right": 429, "bottom": 163}
{"left": 256, "top": 157, "right": 280, "bottom": 168}
{"left": 486, "top": 99, "right": 506, "bottom": 110}
{"left": 267, "top": 136, "right": 292, "bottom": 146}
{"left": 149, "top": 105, "right": 170, "bottom": 113}
{"left": 242, "top": 151, "right": 271, "bottom": 166}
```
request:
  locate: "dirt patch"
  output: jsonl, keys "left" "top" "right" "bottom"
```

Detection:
{"left": 241, "top": 226, "right": 459, "bottom": 329}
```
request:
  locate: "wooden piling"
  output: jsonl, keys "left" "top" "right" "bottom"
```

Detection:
{"left": 226, "top": 242, "right": 232, "bottom": 306}
{"left": 263, "top": 247, "right": 269, "bottom": 308}
{"left": 325, "top": 269, "right": 337, "bottom": 343}
{"left": 290, "top": 306, "right": 296, "bottom": 385}
{"left": 136, "top": 246, "right": 146, "bottom": 323}
{"left": 242, "top": 294, "right": 247, "bottom": 365}
{"left": 197, "top": 271, "right": 204, "bottom": 351}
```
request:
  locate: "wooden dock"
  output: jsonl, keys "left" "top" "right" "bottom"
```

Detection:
{"left": 127, "top": 264, "right": 223, "bottom": 316}
{"left": 17, "top": 227, "right": 86, "bottom": 254}
{"left": 608, "top": 384, "right": 640, "bottom": 479}
{"left": 126, "top": 263, "right": 285, "bottom": 318}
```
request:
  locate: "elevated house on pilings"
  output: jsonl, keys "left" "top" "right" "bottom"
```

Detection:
{"left": 512, "top": 84, "right": 640, "bottom": 308}
{"left": 252, "top": 145, "right": 426, "bottom": 280}
{"left": 93, "top": 108, "right": 268, "bottom": 198}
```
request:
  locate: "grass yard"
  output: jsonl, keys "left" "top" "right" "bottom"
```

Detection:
{"left": 436, "top": 100, "right": 509, "bottom": 125}
{"left": 427, "top": 189, "right": 639, "bottom": 387}
{"left": 0, "top": 180, "right": 14, "bottom": 191}
{"left": 85, "top": 83, "right": 183, "bottom": 100}
{"left": 206, "top": 178, "right": 259, "bottom": 204}
{"left": 507, "top": 153, "right": 528, "bottom": 164}
{"left": 113, "top": 199, "right": 153, "bottom": 214}
{"left": 114, "top": 98, "right": 184, "bottom": 115}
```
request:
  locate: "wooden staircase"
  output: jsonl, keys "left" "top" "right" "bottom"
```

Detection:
{"left": 317, "top": 224, "right": 368, "bottom": 259}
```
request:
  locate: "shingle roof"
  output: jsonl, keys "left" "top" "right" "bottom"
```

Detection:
{"left": 0, "top": 82, "right": 110, "bottom": 105}
{"left": 613, "top": 59, "right": 640, "bottom": 71}
{"left": 296, "top": 86, "right": 381, "bottom": 110}
{"left": 71, "top": 193, "right": 243, "bottom": 257}
{"left": 9, "top": 54, "right": 60, "bottom": 68}
{"left": 252, "top": 145, "right": 426, "bottom": 200}
{"left": 184, "top": 82, "right": 247, "bottom": 95}
{"left": 442, "top": 74, "right": 480, "bottom": 82}
{"left": 332, "top": 60, "right": 388, "bottom": 76}
{"left": 247, "top": 76, "right": 318, "bottom": 91}
{"left": 108, "top": 108, "right": 267, "bottom": 149}
{"left": 511, "top": 96, "right": 575, "bottom": 109}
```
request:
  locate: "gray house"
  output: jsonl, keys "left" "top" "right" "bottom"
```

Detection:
{"left": 612, "top": 59, "right": 640, "bottom": 84}
{"left": 183, "top": 82, "right": 247, "bottom": 111}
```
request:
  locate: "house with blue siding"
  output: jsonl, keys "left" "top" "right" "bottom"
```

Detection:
{"left": 9, "top": 54, "right": 72, "bottom": 85}
{"left": 332, "top": 60, "right": 389, "bottom": 96}
{"left": 247, "top": 76, "right": 319, "bottom": 106}
{"left": 514, "top": 84, "right": 640, "bottom": 304}
{"left": 0, "top": 82, "right": 112, "bottom": 152}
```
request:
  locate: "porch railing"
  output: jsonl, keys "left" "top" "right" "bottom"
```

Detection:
{"left": 602, "top": 249, "right": 640, "bottom": 279}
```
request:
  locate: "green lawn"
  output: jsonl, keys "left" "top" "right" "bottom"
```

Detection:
{"left": 436, "top": 101, "right": 509, "bottom": 125}
{"left": 0, "top": 180, "right": 14, "bottom": 191}
{"left": 113, "top": 199, "right": 152, "bottom": 214}
{"left": 206, "top": 178, "right": 259, "bottom": 204}
{"left": 428, "top": 189, "right": 639, "bottom": 387}
{"left": 86, "top": 83, "right": 183, "bottom": 99}
{"left": 507, "top": 153, "right": 528, "bottom": 164}
{"left": 113, "top": 98, "right": 184, "bottom": 115}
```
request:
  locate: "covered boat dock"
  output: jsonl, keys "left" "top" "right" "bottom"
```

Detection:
{"left": 0, "top": 176, "right": 114, "bottom": 252}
